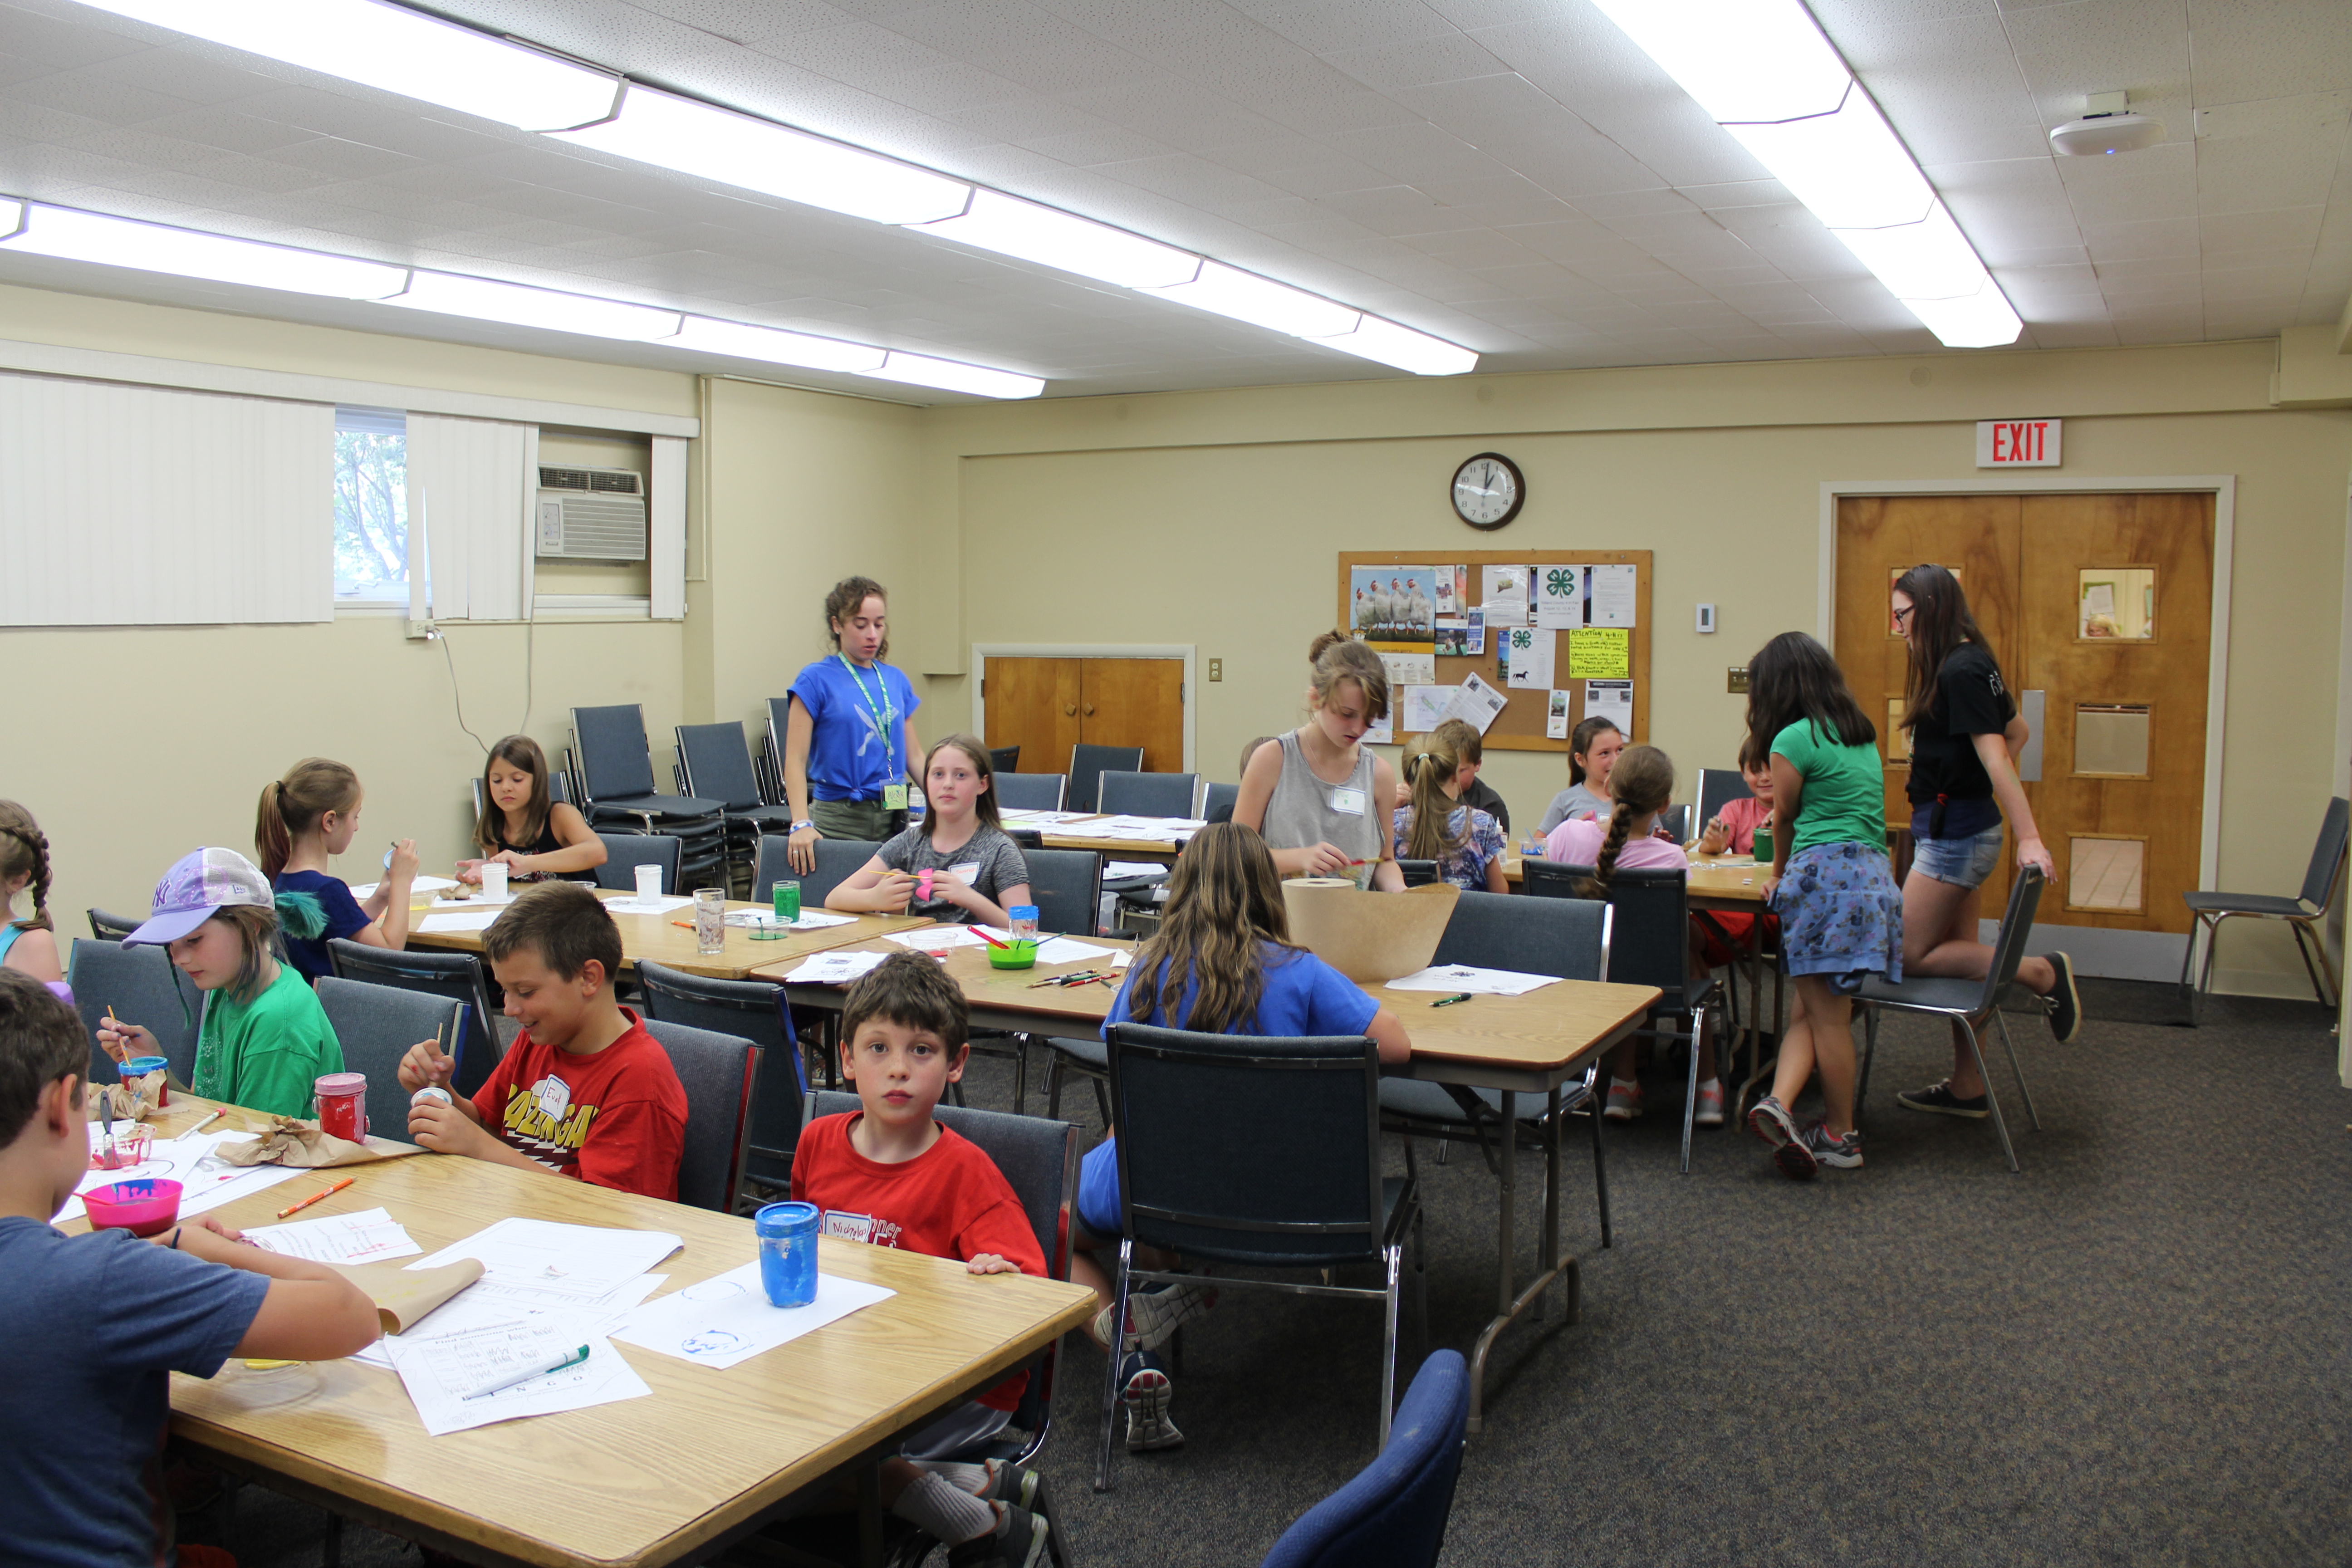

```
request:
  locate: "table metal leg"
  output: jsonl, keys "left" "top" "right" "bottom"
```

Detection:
{"left": 858, "top": 1466, "right": 882, "bottom": 1568}
{"left": 1466, "top": 1084, "right": 1584, "bottom": 1434}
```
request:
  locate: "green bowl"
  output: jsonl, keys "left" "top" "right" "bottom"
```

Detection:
{"left": 986, "top": 941, "right": 1039, "bottom": 970}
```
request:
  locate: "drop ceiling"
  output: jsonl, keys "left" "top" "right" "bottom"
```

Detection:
{"left": 0, "top": 0, "right": 2345, "bottom": 400}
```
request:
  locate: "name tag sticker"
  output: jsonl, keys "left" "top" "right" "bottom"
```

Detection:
{"left": 821, "top": 1210, "right": 877, "bottom": 1243}
{"left": 950, "top": 862, "right": 981, "bottom": 886}
{"left": 1329, "top": 787, "right": 1367, "bottom": 816}
{"left": 882, "top": 784, "right": 908, "bottom": 811}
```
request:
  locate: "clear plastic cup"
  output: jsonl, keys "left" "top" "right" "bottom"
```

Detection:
{"left": 634, "top": 863, "right": 662, "bottom": 903}
{"left": 1009, "top": 904, "right": 1039, "bottom": 942}
{"left": 755, "top": 1200, "right": 820, "bottom": 1307}
{"left": 693, "top": 888, "right": 726, "bottom": 954}
{"left": 480, "top": 861, "right": 508, "bottom": 902}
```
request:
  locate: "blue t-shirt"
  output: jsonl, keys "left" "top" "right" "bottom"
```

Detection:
{"left": 0, "top": 1217, "right": 269, "bottom": 1567}
{"left": 788, "top": 656, "right": 921, "bottom": 804}
{"left": 271, "top": 870, "right": 370, "bottom": 985}
{"left": 1078, "top": 943, "right": 1379, "bottom": 1236}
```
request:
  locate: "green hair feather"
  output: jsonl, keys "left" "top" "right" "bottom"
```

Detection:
{"left": 274, "top": 889, "right": 329, "bottom": 941}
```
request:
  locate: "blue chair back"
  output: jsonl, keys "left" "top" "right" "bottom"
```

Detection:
{"left": 2300, "top": 797, "right": 2351, "bottom": 909}
{"left": 1098, "top": 770, "right": 1198, "bottom": 818}
{"left": 314, "top": 977, "right": 467, "bottom": 1143}
{"left": 67, "top": 938, "right": 200, "bottom": 1089}
{"left": 640, "top": 1017, "right": 758, "bottom": 1213}
{"left": 751, "top": 837, "right": 882, "bottom": 912}
{"left": 1066, "top": 744, "right": 1143, "bottom": 814}
{"left": 326, "top": 939, "right": 501, "bottom": 1098}
{"left": 594, "top": 833, "right": 681, "bottom": 895}
{"left": 1433, "top": 890, "right": 1608, "bottom": 981}
{"left": 675, "top": 722, "right": 765, "bottom": 811}
{"left": 86, "top": 908, "right": 141, "bottom": 941}
{"left": 1022, "top": 847, "right": 1102, "bottom": 938}
{"left": 639, "top": 961, "right": 804, "bottom": 1187}
{"left": 1203, "top": 781, "right": 1241, "bottom": 822}
{"left": 1259, "top": 1351, "right": 1470, "bottom": 1568}
{"left": 573, "top": 703, "right": 659, "bottom": 800}
{"left": 1696, "top": 767, "right": 1752, "bottom": 828}
{"left": 988, "top": 746, "right": 1020, "bottom": 774}
{"left": 1584, "top": 865, "right": 1694, "bottom": 1007}
{"left": 995, "top": 773, "right": 1068, "bottom": 812}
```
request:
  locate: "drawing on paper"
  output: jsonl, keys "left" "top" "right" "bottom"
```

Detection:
{"left": 681, "top": 1330, "right": 748, "bottom": 1357}
{"left": 683, "top": 1277, "right": 748, "bottom": 1302}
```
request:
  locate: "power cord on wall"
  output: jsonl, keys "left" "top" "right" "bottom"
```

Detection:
{"left": 427, "top": 619, "right": 537, "bottom": 755}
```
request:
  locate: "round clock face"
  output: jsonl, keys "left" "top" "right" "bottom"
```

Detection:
{"left": 1452, "top": 452, "right": 1524, "bottom": 529}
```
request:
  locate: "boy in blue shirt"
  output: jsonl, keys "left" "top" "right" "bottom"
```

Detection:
{"left": 0, "top": 970, "right": 379, "bottom": 1567}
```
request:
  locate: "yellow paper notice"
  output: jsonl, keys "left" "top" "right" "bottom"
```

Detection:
{"left": 1567, "top": 627, "right": 1630, "bottom": 679}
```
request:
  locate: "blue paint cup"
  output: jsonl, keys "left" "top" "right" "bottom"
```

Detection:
{"left": 755, "top": 1200, "right": 820, "bottom": 1308}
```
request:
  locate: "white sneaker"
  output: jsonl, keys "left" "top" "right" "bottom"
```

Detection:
{"left": 1693, "top": 1078, "right": 1725, "bottom": 1128}
{"left": 1090, "top": 1281, "right": 1215, "bottom": 1353}
{"left": 1603, "top": 1078, "right": 1644, "bottom": 1121}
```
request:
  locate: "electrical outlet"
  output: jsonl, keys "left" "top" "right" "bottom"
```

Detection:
{"left": 406, "top": 619, "right": 437, "bottom": 641}
{"left": 1726, "top": 666, "right": 1750, "bottom": 694}
{"left": 1207, "top": 658, "right": 1223, "bottom": 682}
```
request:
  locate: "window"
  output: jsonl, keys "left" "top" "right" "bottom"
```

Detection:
{"left": 2078, "top": 567, "right": 2155, "bottom": 639}
{"left": 334, "top": 406, "right": 407, "bottom": 602}
{"left": 2067, "top": 835, "right": 2146, "bottom": 913}
{"left": 2075, "top": 704, "right": 2151, "bottom": 778}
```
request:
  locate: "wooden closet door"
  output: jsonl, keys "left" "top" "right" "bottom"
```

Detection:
{"left": 984, "top": 658, "right": 1083, "bottom": 775}
{"left": 1079, "top": 659, "right": 1185, "bottom": 774}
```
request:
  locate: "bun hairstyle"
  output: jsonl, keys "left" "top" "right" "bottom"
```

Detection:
{"left": 1401, "top": 734, "right": 1471, "bottom": 862}
{"left": 824, "top": 575, "right": 890, "bottom": 659}
{"left": 1307, "top": 628, "right": 1348, "bottom": 666}
{"left": 1127, "top": 822, "right": 1294, "bottom": 1035}
{"left": 919, "top": 734, "right": 1001, "bottom": 837}
{"left": 1579, "top": 744, "right": 1676, "bottom": 898}
{"left": 476, "top": 735, "right": 555, "bottom": 857}
{"left": 1893, "top": 562, "right": 1997, "bottom": 734}
{"left": 255, "top": 759, "right": 363, "bottom": 879}
{"left": 0, "top": 801, "right": 53, "bottom": 934}
{"left": 1308, "top": 635, "right": 1391, "bottom": 724}
{"left": 1744, "top": 631, "right": 1876, "bottom": 763}
{"left": 1568, "top": 715, "right": 1622, "bottom": 785}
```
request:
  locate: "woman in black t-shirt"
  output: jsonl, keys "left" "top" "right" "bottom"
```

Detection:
{"left": 1892, "top": 566, "right": 2082, "bottom": 1116}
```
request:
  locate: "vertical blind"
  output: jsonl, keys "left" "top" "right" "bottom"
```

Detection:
{"left": 0, "top": 372, "right": 333, "bottom": 626}
{"left": 406, "top": 412, "right": 535, "bottom": 622}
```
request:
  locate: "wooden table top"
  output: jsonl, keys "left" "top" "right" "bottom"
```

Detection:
{"left": 83, "top": 1097, "right": 1092, "bottom": 1568}
{"left": 406, "top": 892, "right": 933, "bottom": 981}
{"left": 1500, "top": 850, "right": 1768, "bottom": 906}
{"left": 763, "top": 935, "right": 1659, "bottom": 1078}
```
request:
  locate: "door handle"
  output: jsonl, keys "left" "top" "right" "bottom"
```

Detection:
{"left": 1063, "top": 704, "right": 1077, "bottom": 717}
{"left": 2018, "top": 690, "right": 2044, "bottom": 782}
{"left": 1083, "top": 704, "right": 1095, "bottom": 716}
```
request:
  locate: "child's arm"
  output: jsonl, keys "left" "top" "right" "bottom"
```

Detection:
{"left": 165, "top": 1222, "right": 381, "bottom": 1360}
{"left": 397, "top": 1034, "right": 540, "bottom": 1175}
{"left": 1364, "top": 1006, "right": 1412, "bottom": 1065}
{"left": 1, "top": 924, "right": 62, "bottom": 983}
{"left": 826, "top": 856, "right": 918, "bottom": 914}
{"left": 1973, "top": 730, "right": 2054, "bottom": 876}
{"left": 352, "top": 844, "right": 420, "bottom": 948}
{"left": 512, "top": 803, "right": 608, "bottom": 878}
{"left": 1762, "top": 756, "right": 1804, "bottom": 897}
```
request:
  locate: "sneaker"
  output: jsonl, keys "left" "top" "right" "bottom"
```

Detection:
{"left": 946, "top": 1503, "right": 1051, "bottom": 1568}
{"left": 1897, "top": 1078, "right": 1989, "bottom": 1119}
{"left": 1772, "top": 1129, "right": 1819, "bottom": 1181}
{"left": 1091, "top": 1280, "right": 1216, "bottom": 1353}
{"left": 2045, "top": 951, "right": 2082, "bottom": 1044}
{"left": 1603, "top": 1078, "right": 1644, "bottom": 1121}
{"left": 1120, "top": 1349, "right": 1183, "bottom": 1452}
{"left": 1693, "top": 1078, "right": 1725, "bottom": 1129}
{"left": 1796, "top": 1123, "right": 1862, "bottom": 1170}
{"left": 974, "top": 1460, "right": 1044, "bottom": 1514}
{"left": 1747, "top": 1094, "right": 1798, "bottom": 1150}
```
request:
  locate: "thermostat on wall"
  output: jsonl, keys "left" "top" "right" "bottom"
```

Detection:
{"left": 1695, "top": 603, "right": 1717, "bottom": 634}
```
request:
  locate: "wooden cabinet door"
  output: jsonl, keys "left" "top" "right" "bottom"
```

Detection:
{"left": 984, "top": 657, "right": 1082, "bottom": 775}
{"left": 1079, "top": 659, "right": 1185, "bottom": 774}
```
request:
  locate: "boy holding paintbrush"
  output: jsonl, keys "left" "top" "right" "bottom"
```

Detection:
{"left": 0, "top": 970, "right": 378, "bottom": 1567}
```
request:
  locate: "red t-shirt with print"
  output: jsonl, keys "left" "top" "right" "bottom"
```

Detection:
{"left": 1713, "top": 795, "right": 1773, "bottom": 855}
{"left": 791, "top": 1112, "right": 1046, "bottom": 1410}
{"left": 470, "top": 1008, "right": 687, "bottom": 1201}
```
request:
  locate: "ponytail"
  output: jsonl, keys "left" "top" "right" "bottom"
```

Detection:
{"left": 1575, "top": 745, "right": 1677, "bottom": 898}
{"left": 0, "top": 801, "right": 54, "bottom": 933}
{"left": 255, "top": 781, "right": 293, "bottom": 879}
{"left": 1578, "top": 798, "right": 1639, "bottom": 898}
{"left": 255, "top": 759, "right": 363, "bottom": 879}
{"left": 1401, "top": 742, "right": 1470, "bottom": 862}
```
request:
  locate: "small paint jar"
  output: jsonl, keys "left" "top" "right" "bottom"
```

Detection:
{"left": 755, "top": 1200, "right": 821, "bottom": 1308}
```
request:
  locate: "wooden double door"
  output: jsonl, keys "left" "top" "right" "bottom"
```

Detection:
{"left": 1835, "top": 492, "right": 2215, "bottom": 934}
{"left": 983, "top": 657, "right": 1184, "bottom": 776}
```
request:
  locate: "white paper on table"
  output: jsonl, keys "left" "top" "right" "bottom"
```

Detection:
{"left": 350, "top": 875, "right": 460, "bottom": 902}
{"left": 725, "top": 908, "right": 855, "bottom": 929}
{"left": 429, "top": 895, "right": 512, "bottom": 911}
{"left": 1444, "top": 672, "right": 1509, "bottom": 735}
{"left": 416, "top": 909, "right": 504, "bottom": 933}
{"left": 1534, "top": 565, "right": 1584, "bottom": 629}
{"left": 1000, "top": 809, "right": 1090, "bottom": 824}
{"left": 886, "top": 926, "right": 987, "bottom": 954}
{"left": 1586, "top": 564, "right": 1638, "bottom": 627}
{"left": 1399, "top": 685, "right": 1453, "bottom": 735}
{"left": 779, "top": 951, "right": 892, "bottom": 985}
{"left": 612, "top": 1261, "right": 896, "bottom": 1371}
{"left": 1112, "top": 951, "right": 1133, "bottom": 969}
{"left": 600, "top": 894, "right": 695, "bottom": 916}
{"left": 1504, "top": 626, "right": 1554, "bottom": 690}
{"left": 1032, "top": 936, "right": 1115, "bottom": 965}
{"left": 246, "top": 1206, "right": 420, "bottom": 1265}
{"left": 384, "top": 1314, "right": 649, "bottom": 1436}
{"left": 1386, "top": 964, "right": 1563, "bottom": 997}
{"left": 407, "top": 1217, "right": 682, "bottom": 1308}
{"left": 353, "top": 1272, "right": 668, "bottom": 1369}
{"left": 55, "top": 1130, "right": 301, "bottom": 1225}
{"left": 1104, "top": 862, "right": 1169, "bottom": 880}
{"left": 1480, "top": 566, "right": 1529, "bottom": 626}
{"left": 1586, "top": 678, "right": 1634, "bottom": 735}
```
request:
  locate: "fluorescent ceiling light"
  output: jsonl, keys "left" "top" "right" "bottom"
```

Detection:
{"left": 75, "top": 0, "right": 617, "bottom": 132}
{"left": 1311, "top": 315, "right": 1479, "bottom": 377}
{"left": 870, "top": 352, "right": 1044, "bottom": 399}
{"left": 553, "top": 84, "right": 968, "bottom": 226}
{"left": 0, "top": 202, "right": 407, "bottom": 298}
{"left": 1901, "top": 282, "right": 2023, "bottom": 351}
{"left": 908, "top": 190, "right": 1200, "bottom": 290}
{"left": 384, "top": 272, "right": 680, "bottom": 340}
{"left": 1587, "top": 0, "right": 1848, "bottom": 123}
{"left": 1138, "top": 261, "right": 1362, "bottom": 339}
{"left": 665, "top": 317, "right": 886, "bottom": 373}
{"left": 1721, "top": 89, "right": 1933, "bottom": 230}
{"left": 1831, "top": 205, "right": 1989, "bottom": 303}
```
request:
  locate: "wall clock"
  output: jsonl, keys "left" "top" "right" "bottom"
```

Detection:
{"left": 1451, "top": 452, "right": 1524, "bottom": 529}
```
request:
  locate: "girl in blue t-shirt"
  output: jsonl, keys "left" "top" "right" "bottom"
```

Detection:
{"left": 780, "top": 575, "right": 923, "bottom": 876}
{"left": 257, "top": 758, "right": 417, "bottom": 986}
{"left": 1071, "top": 821, "right": 1410, "bottom": 1453}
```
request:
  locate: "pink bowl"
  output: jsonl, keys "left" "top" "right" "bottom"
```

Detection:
{"left": 83, "top": 1178, "right": 182, "bottom": 1237}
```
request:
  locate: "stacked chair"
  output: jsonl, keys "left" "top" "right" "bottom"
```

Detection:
{"left": 569, "top": 705, "right": 728, "bottom": 893}
{"left": 674, "top": 721, "right": 798, "bottom": 896}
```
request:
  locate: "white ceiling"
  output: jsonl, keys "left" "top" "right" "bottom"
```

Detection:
{"left": 0, "top": 0, "right": 2345, "bottom": 400}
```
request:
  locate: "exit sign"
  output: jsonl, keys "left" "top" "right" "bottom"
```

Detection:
{"left": 1977, "top": 418, "right": 2061, "bottom": 467}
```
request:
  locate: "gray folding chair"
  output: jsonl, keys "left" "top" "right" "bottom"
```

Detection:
{"left": 641, "top": 1018, "right": 759, "bottom": 1213}
{"left": 571, "top": 704, "right": 728, "bottom": 890}
{"left": 2179, "top": 796, "right": 2347, "bottom": 1022}
{"left": 1066, "top": 744, "right": 1142, "bottom": 814}
{"left": 1856, "top": 866, "right": 2048, "bottom": 1173}
{"left": 1396, "top": 859, "right": 1441, "bottom": 889}
{"left": 639, "top": 961, "right": 807, "bottom": 1193}
{"left": 1098, "top": 771, "right": 1198, "bottom": 819}
{"left": 314, "top": 977, "right": 467, "bottom": 1145}
{"left": 1660, "top": 804, "right": 1690, "bottom": 843}
{"left": 996, "top": 773, "right": 1068, "bottom": 813}
{"left": 1696, "top": 767, "right": 1753, "bottom": 828}
{"left": 676, "top": 720, "right": 799, "bottom": 887}
{"left": 1098, "top": 1021, "right": 1420, "bottom": 1489}
{"left": 773, "top": 838, "right": 886, "bottom": 912}
{"left": 594, "top": 832, "right": 682, "bottom": 896}
{"left": 67, "top": 937, "right": 201, "bottom": 1090}
{"left": 1203, "top": 782, "right": 1241, "bottom": 823}
{"left": 988, "top": 746, "right": 1020, "bottom": 774}
{"left": 86, "top": 908, "right": 142, "bottom": 941}
{"left": 327, "top": 939, "right": 503, "bottom": 1098}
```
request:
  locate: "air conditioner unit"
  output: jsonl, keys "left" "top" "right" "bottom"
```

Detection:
{"left": 535, "top": 465, "right": 647, "bottom": 562}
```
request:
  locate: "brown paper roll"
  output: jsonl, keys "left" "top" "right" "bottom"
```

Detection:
{"left": 333, "top": 1257, "right": 485, "bottom": 1335}
{"left": 1280, "top": 879, "right": 1460, "bottom": 983}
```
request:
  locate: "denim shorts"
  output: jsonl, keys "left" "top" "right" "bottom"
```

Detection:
{"left": 1911, "top": 821, "right": 2006, "bottom": 889}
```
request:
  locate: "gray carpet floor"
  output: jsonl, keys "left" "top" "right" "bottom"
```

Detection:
{"left": 197, "top": 980, "right": 2352, "bottom": 1567}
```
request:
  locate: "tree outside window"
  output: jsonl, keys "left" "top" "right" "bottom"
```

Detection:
{"left": 334, "top": 407, "right": 407, "bottom": 601}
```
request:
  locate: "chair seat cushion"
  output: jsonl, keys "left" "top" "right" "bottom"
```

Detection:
{"left": 1856, "top": 974, "right": 1991, "bottom": 1014}
{"left": 593, "top": 794, "right": 725, "bottom": 820}
{"left": 1164, "top": 1176, "right": 1415, "bottom": 1269}
{"left": 2182, "top": 891, "right": 2310, "bottom": 917}
{"left": 1044, "top": 1035, "right": 1107, "bottom": 1069}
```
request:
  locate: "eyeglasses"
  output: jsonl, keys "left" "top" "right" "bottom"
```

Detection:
{"left": 1891, "top": 604, "right": 1916, "bottom": 627}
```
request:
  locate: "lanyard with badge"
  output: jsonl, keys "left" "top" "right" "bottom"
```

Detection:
{"left": 838, "top": 654, "right": 907, "bottom": 810}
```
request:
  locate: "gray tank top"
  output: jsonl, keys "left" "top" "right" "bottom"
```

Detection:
{"left": 1262, "top": 730, "right": 1382, "bottom": 885}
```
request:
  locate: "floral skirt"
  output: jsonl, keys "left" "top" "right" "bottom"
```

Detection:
{"left": 1772, "top": 841, "right": 1902, "bottom": 985}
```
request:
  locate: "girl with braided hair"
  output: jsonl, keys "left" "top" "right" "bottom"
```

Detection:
{"left": 0, "top": 801, "right": 61, "bottom": 986}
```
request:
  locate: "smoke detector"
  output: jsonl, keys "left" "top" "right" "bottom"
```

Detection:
{"left": 2050, "top": 91, "right": 2166, "bottom": 156}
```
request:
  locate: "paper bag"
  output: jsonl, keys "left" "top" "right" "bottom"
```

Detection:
{"left": 1280, "top": 879, "right": 1460, "bottom": 983}
{"left": 334, "top": 1257, "right": 485, "bottom": 1335}
{"left": 97, "top": 1070, "right": 168, "bottom": 1122}
{"left": 214, "top": 1115, "right": 417, "bottom": 1169}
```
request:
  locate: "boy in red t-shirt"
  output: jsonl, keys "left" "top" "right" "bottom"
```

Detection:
{"left": 793, "top": 952, "right": 1052, "bottom": 1568}
{"left": 400, "top": 882, "right": 686, "bottom": 1201}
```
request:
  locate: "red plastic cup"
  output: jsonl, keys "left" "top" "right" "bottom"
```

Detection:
{"left": 89, "top": 1126, "right": 152, "bottom": 1170}
{"left": 83, "top": 1178, "right": 182, "bottom": 1236}
{"left": 314, "top": 1072, "right": 368, "bottom": 1142}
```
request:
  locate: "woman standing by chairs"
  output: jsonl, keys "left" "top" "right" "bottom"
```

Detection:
{"left": 1889, "top": 565, "right": 2081, "bottom": 1122}
{"left": 780, "top": 576, "right": 923, "bottom": 876}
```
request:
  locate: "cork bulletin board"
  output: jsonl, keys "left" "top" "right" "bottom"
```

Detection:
{"left": 1336, "top": 549, "right": 1652, "bottom": 754}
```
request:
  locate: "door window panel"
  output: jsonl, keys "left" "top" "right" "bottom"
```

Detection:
{"left": 2068, "top": 836, "right": 2146, "bottom": 912}
{"left": 1885, "top": 699, "right": 1910, "bottom": 761}
{"left": 2078, "top": 568, "right": 2155, "bottom": 639}
{"left": 2075, "top": 704, "right": 2151, "bottom": 778}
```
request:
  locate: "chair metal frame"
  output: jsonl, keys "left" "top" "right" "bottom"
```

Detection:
{"left": 2177, "top": 796, "right": 2348, "bottom": 1022}
{"left": 86, "top": 907, "right": 142, "bottom": 941}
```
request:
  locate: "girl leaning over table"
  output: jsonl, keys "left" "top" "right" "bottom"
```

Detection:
{"left": 1234, "top": 632, "right": 1405, "bottom": 891}
{"left": 781, "top": 576, "right": 923, "bottom": 876}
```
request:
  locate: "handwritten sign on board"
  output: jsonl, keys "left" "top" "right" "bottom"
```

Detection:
{"left": 1567, "top": 627, "right": 1631, "bottom": 679}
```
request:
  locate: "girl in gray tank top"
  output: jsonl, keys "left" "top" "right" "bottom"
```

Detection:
{"left": 1235, "top": 634, "right": 1403, "bottom": 891}
{"left": 1263, "top": 733, "right": 1382, "bottom": 887}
